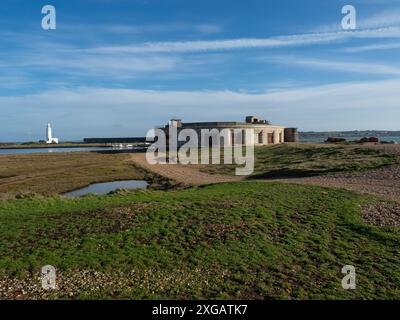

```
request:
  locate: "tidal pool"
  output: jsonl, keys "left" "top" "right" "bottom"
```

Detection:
{"left": 63, "top": 180, "right": 148, "bottom": 197}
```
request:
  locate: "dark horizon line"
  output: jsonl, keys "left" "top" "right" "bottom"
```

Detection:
{"left": 2, "top": 129, "right": 400, "bottom": 144}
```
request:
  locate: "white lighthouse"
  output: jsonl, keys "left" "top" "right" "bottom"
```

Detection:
{"left": 46, "top": 123, "right": 59, "bottom": 144}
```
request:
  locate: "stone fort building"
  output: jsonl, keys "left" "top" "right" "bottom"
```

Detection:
{"left": 160, "top": 116, "right": 298, "bottom": 147}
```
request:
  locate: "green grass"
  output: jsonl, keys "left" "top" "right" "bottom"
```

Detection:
{"left": 0, "top": 182, "right": 399, "bottom": 299}
{"left": 200, "top": 144, "right": 398, "bottom": 178}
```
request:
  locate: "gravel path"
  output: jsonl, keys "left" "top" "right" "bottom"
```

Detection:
{"left": 271, "top": 144, "right": 400, "bottom": 201}
{"left": 130, "top": 153, "right": 241, "bottom": 186}
{"left": 271, "top": 164, "right": 400, "bottom": 202}
{"left": 362, "top": 203, "right": 400, "bottom": 227}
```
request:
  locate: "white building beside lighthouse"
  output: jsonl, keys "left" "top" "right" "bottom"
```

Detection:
{"left": 46, "top": 123, "right": 59, "bottom": 144}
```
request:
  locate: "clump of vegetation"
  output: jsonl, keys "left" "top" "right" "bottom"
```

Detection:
{"left": 14, "top": 192, "right": 43, "bottom": 200}
{"left": 0, "top": 182, "right": 399, "bottom": 299}
{"left": 200, "top": 144, "right": 398, "bottom": 178}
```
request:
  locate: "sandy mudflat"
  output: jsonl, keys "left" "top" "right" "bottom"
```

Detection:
{"left": 130, "top": 153, "right": 241, "bottom": 186}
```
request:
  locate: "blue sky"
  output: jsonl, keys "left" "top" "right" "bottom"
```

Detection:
{"left": 1, "top": 0, "right": 400, "bottom": 141}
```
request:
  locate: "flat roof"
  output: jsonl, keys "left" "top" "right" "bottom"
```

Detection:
{"left": 182, "top": 121, "right": 244, "bottom": 127}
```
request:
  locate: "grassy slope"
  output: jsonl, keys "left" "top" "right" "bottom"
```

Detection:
{"left": 200, "top": 144, "right": 398, "bottom": 178}
{"left": 0, "top": 152, "right": 145, "bottom": 198}
{"left": 0, "top": 182, "right": 399, "bottom": 299}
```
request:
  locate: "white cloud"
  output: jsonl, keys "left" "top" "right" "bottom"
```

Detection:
{"left": 28, "top": 54, "right": 178, "bottom": 76}
{"left": 270, "top": 57, "right": 400, "bottom": 76}
{"left": 1, "top": 79, "right": 400, "bottom": 140}
{"left": 359, "top": 9, "right": 400, "bottom": 29}
{"left": 3, "top": 22, "right": 400, "bottom": 87}
{"left": 60, "top": 22, "right": 223, "bottom": 35}
{"left": 313, "top": 7, "right": 400, "bottom": 32}
{"left": 311, "top": 7, "right": 400, "bottom": 52}
{"left": 77, "top": 27, "right": 400, "bottom": 54}
{"left": 341, "top": 42, "right": 400, "bottom": 52}
{"left": 193, "top": 24, "right": 223, "bottom": 35}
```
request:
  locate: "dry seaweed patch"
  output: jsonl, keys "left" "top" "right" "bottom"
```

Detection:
{"left": 362, "top": 203, "right": 400, "bottom": 227}
{"left": 183, "top": 219, "right": 250, "bottom": 247}
{"left": 34, "top": 203, "right": 170, "bottom": 242}
{"left": 0, "top": 268, "right": 230, "bottom": 299}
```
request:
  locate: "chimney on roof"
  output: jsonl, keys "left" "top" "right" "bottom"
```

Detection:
{"left": 246, "top": 116, "right": 270, "bottom": 125}
{"left": 169, "top": 118, "right": 182, "bottom": 128}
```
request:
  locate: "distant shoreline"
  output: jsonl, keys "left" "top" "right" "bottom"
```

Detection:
{"left": 300, "top": 131, "right": 400, "bottom": 143}
{"left": 0, "top": 143, "right": 111, "bottom": 150}
{"left": 2, "top": 130, "right": 400, "bottom": 147}
{"left": 300, "top": 130, "right": 400, "bottom": 137}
